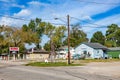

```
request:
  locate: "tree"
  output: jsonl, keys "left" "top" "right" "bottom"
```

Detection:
{"left": 63, "top": 26, "right": 88, "bottom": 47}
{"left": 0, "top": 25, "right": 13, "bottom": 53}
{"left": 105, "top": 24, "right": 120, "bottom": 47}
{"left": 28, "top": 20, "right": 36, "bottom": 32}
{"left": 0, "top": 35, "right": 4, "bottom": 53}
{"left": 22, "top": 24, "right": 28, "bottom": 32}
{"left": 44, "top": 42, "right": 51, "bottom": 51}
{"left": 26, "top": 18, "right": 46, "bottom": 49}
{"left": 44, "top": 23, "right": 66, "bottom": 62}
{"left": 44, "top": 23, "right": 56, "bottom": 62}
{"left": 91, "top": 31, "right": 105, "bottom": 45}
{"left": 52, "top": 26, "right": 66, "bottom": 49}
{"left": 0, "top": 25, "right": 39, "bottom": 53}
{"left": 115, "top": 29, "right": 120, "bottom": 46}
{"left": 45, "top": 23, "right": 66, "bottom": 50}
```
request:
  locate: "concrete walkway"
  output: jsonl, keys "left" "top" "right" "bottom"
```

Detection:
{"left": 0, "top": 60, "right": 29, "bottom": 66}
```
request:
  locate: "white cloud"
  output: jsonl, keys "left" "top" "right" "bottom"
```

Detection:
{"left": 2, "top": 0, "right": 120, "bottom": 27}
{"left": 67, "top": 3, "right": 118, "bottom": 19}
{"left": 82, "top": 15, "right": 92, "bottom": 20}
{"left": 39, "top": 0, "right": 120, "bottom": 23}
{"left": 12, "top": 4, "right": 25, "bottom": 8}
{"left": 14, "top": 9, "right": 31, "bottom": 17}
{"left": 27, "top": 1, "right": 50, "bottom": 9}
{"left": 82, "top": 14, "right": 120, "bottom": 38}
{"left": 28, "top": 1, "right": 41, "bottom": 6}
{"left": 0, "top": 17, "right": 11, "bottom": 25}
{"left": 95, "top": 14, "right": 120, "bottom": 26}
{"left": 0, "top": 16, "right": 28, "bottom": 27}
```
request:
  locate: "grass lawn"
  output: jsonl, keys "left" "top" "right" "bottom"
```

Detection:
{"left": 25, "top": 62, "right": 83, "bottom": 67}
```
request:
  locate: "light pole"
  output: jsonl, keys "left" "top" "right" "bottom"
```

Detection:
{"left": 55, "top": 15, "right": 70, "bottom": 64}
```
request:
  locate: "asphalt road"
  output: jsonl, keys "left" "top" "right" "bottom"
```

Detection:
{"left": 0, "top": 61, "right": 119, "bottom": 80}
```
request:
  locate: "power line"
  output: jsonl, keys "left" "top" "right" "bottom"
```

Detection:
{"left": 80, "top": 25, "right": 107, "bottom": 28}
{"left": 0, "top": 14, "right": 110, "bottom": 28}
{"left": 52, "top": 16, "right": 108, "bottom": 28}
{"left": 50, "top": 22, "right": 66, "bottom": 26}
{"left": 0, "top": 14, "right": 55, "bottom": 22}
{"left": 0, "top": 14, "right": 30, "bottom": 21}
{"left": 71, "top": 17, "right": 108, "bottom": 28}
{"left": 75, "top": 0, "right": 120, "bottom": 5}
{"left": 0, "top": 14, "right": 67, "bottom": 26}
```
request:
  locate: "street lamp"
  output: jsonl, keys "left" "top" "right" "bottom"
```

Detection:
{"left": 55, "top": 15, "right": 70, "bottom": 64}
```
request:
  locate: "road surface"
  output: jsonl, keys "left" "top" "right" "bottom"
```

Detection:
{"left": 0, "top": 61, "right": 120, "bottom": 80}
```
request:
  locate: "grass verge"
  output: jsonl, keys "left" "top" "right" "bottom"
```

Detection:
{"left": 72, "top": 59, "right": 120, "bottom": 64}
{"left": 25, "top": 62, "right": 83, "bottom": 67}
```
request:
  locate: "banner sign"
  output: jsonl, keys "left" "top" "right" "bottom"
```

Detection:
{"left": 9, "top": 47, "right": 19, "bottom": 51}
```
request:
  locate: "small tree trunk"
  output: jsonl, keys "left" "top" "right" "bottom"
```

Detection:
{"left": 50, "top": 39, "right": 55, "bottom": 62}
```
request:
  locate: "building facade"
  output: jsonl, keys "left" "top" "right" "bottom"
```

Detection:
{"left": 75, "top": 42, "right": 108, "bottom": 59}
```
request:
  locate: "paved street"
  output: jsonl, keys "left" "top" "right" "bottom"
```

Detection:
{"left": 0, "top": 61, "right": 120, "bottom": 80}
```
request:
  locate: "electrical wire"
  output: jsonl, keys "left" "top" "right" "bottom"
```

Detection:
{"left": 71, "top": 17, "right": 108, "bottom": 28}
{"left": 0, "top": 14, "right": 55, "bottom": 22}
{"left": 0, "top": 14, "right": 112, "bottom": 28}
{"left": 0, "top": 14, "right": 30, "bottom": 21}
{"left": 80, "top": 25, "right": 107, "bottom": 28}
{"left": 0, "top": 14, "right": 67, "bottom": 26}
{"left": 50, "top": 22, "right": 66, "bottom": 26}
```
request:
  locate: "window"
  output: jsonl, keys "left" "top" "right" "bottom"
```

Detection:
{"left": 83, "top": 51, "right": 87, "bottom": 54}
{"left": 97, "top": 50, "right": 99, "bottom": 53}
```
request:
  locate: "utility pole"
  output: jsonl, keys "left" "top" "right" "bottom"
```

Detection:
{"left": 67, "top": 15, "right": 70, "bottom": 64}
{"left": 54, "top": 15, "right": 71, "bottom": 64}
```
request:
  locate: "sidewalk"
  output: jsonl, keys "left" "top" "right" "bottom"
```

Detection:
{"left": 0, "top": 60, "right": 29, "bottom": 66}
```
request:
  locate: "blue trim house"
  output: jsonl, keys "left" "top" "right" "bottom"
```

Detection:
{"left": 75, "top": 42, "right": 108, "bottom": 59}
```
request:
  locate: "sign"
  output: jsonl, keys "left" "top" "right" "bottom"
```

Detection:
{"left": 9, "top": 47, "right": 19, "bottom": 51}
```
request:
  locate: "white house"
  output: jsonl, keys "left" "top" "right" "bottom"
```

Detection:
{"left": 75, "top": 42, "right": 108, "bottom": 59}
{"left": 56, "top": 46, "right": 75, "bottom": 59}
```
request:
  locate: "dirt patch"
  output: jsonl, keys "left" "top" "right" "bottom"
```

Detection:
{"left": 84, "top": 61, "right": 120, "bottom": 78}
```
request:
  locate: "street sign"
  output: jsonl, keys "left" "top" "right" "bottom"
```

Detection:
{"left": 9, "top": 47, "right": 19, "bottom": 51}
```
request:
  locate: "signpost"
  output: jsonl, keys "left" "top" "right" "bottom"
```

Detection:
{"left": 9, "top": 47, "right": 19, "bottom": 60}
{"left": 9, "top": 47, "right": 19, "bottom": 51}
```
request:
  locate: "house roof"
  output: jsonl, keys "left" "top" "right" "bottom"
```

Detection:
{"left": 33, "top": 49, "right": 49, "bottom": 53}
{"left": 108, "top": 47, "right": 120, "bottom": 51}
{"left": 82, "top": 42, "right": 108, "bottom": 50}
{"left": 59, "top": 46, "right": 73, "bottom": 50}
{"left": 25, "top": 48, "right": 49, "bottom": 54}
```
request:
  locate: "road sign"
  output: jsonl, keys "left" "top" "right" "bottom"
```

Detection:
{"left": 9, "top": 47, "right": 19, "bottom": 51}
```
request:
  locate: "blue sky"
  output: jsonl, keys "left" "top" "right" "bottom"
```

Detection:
{"left": 0, "top": 0, "right": 120, "bottom": 47}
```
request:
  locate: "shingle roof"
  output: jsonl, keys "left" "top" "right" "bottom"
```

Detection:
{"left": 83, "top": 42, "right": 108, "bottom": 50}
{"left": 33, "top": 49, "right": 49, "bottom": 53}
{"left": 108, "top": 47, "right": 120, "bottom": 51}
